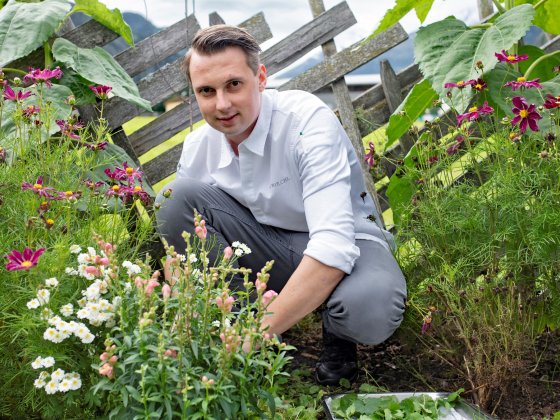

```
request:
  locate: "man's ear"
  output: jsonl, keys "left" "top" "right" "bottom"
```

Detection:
{"left": 258, "top": 64, "right": 267, "bottom": 92}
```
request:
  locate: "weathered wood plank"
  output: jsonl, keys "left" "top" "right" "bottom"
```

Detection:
{"left": 261, "top": 1, "right": 356, "bottom": 75}
{"left": 209, "top": 12, "right": 226, "bottom": 25}
{"left": 114, "top": 14, "right": 200, "bottom": 78}
{"left": 64, "top": 19, "right": 120, "bottom": 48}
{"left": 237, "top": 12, "right": 273, "bottom": 44}
{"left": 101, "top": 13, "right": 273, "bottom": 130}
{"left": 144, "top": 143, "right": 184, "bottom": 184}
{"left": 278, "top": 23, "right": 408, "bottom": 93}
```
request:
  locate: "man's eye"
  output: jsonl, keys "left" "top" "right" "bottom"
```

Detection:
{"left": 199, "top": 87, "right": 213, "bottom": 95}
{"left": 230, "top": 81, "right": 241, "bottom": 88}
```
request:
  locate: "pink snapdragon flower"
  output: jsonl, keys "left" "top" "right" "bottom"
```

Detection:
{"left": 511, "top": 96, "right": 542, "bottom": 133}
{"left": 3, "top": 84, "right": 33, "bottom": 102}
{"left": 456, "top": 102, "right": 494, "bottom": 126}
{"left": 195, "top": 219, "right": 207, "bottom": 240}
{"left": 495, "top": 50, "right": 528, "bottom": 64}
{"left": 5, "top": 247, "right": 46, "bottom": 271}
{"left": 89, "top": 85, "right": 112, "bottom": 100}
{"left": 261, "top": 290, "right": 278, "bottom": 307}
{"left": 216, "top": 294, "right": 235, "bottom": 313}
{"left": 504, "top": 76, "right": 542, "bottom": 91}
{"left": 223, "top": 246, "right": 233, "bottom": 260}
{"left": 23, "top": 67, "right": 62, "bottom": 87}
{"left": 99, "top": 363, "right": 114, "bottom": 379}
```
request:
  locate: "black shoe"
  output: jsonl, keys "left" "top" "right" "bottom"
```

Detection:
{"left": 314, "top": 327, "right": 359, "bottom": 386}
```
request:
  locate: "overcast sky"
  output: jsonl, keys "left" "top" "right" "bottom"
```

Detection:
{"left": 100, "top": 0, "right": 483, "bottom": 50}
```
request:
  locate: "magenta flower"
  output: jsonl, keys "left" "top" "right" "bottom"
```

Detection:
{"left": 456, "top": 101, "right": 494, "bottom": 126}
{"left": 89, "top": 85, "right": 112, "bottom": 100}
{"left": 56, "top": 119, "right": 84, "bottom": 140}
{"left": 3, "top": 85, "right": 33, "bottom": 102}
{"left": 56, "top": 190, "right": 82, "bottom": 201}
{"left": 83, "top": 141, "right": 108, "bottom": 151}
{"left": 543, "top": 94, "right": 560, "bottom": 109}
{"left": 504, "top": 76, "right": 542, "bottom": 91}
{"left": 446, "top": 135, "right": 465, "bottom": 155}
{"left": 511, "top": 96, "right": 542, "bottom": 133}
{"left": 5, "top": 247, "right": 46, "bottom": 271}
{"left": 83, "top": 179, "right": 105, "bottom": 191}
{"left": 21, "top": 176, "right": 56, "bottom": 199}
{"left": 469, "top": 78, "right": 487, "bottom": 92}
{"left": 22, "top": 105, "right": 40, "bottom": 119}
{"left": 23, "top": 67, "right": 63, "bottom": 87}
{"left": 114, "top": 162, "right": 143, "bottom": 183}
{"left": 421, "top": 314, "right": 433, "bottom": 335}
{"left": 364, "top": 142, "right": 375, "bottom": 169}
{"left": 0, "top": 145, "right": 6, "bottom": 163}
{"left": 495, "top": 50, "right": 528, "bottom": 64}
{"left": 444, "top": 80, "right": 474, "bottom": 89}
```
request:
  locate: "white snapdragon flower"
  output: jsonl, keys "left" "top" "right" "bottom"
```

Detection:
{"left": 69, "top": 244, "right": 82, "bottom": 254}
{"left": 124, "top": 282, "right": 132, "bottom": 292}
{"left": 87, "top": 247, "right": 97, "bottom": 257}
{"left": 27, "top": 299, "right": 40, "bottom": 309}
{"left": 45, "top": 277, "right": 59, "bottom": 288}
{"left": 77, "top": 253, "right": 91, "bottom": 265}
{"left": 44, "top": 380, "right": 59, "bottom": 394}
{"left": 31, "top": 357, "right": 43, "bottom": 369}
{"left": 84, "top": 282, "right": 101, "bottom": 301}
{"left": 37, "top": 289, "right": 50, "bottom": 304}
{"left": 77, "top": 264, "right": 96, "bottom": 281}
{"left": 60, "top": 304, "right": 73, "bottom": 317}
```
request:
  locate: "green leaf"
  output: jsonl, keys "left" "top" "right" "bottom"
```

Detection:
{"left": 57, "top": 67, "right": 98, "bottom": 105}
{"left": 515, "top": 0, "right": 560, "bottom": 35}
{"left": 386, "top": 79, "right": 437, "bottom": 149}
{"left": 0, "top": 0, "right": 71, "bottom": 66}
{"left": 367, "top": 0, "right": 435, "bottom": 39}
{"left": 52, "top": 38, "right": 152, "bottom": 111}
{"left": 70, "top": 0, "right": 134, "bottom": 46}
{"left": 415, "top": 5, "right": 535, "bottom": 111}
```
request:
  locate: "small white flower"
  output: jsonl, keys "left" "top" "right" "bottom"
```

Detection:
{"left": 105, "top": 318, "right": 116, "bottom": 328}
{"left": 65, "top": 267, "right": 79, "bottom": 276}
{"left": 41, "top": 356, "right": 55, "bottom": 368}
{"left": 51, "top": 368, "right": 65, "bottom": 382}
{"left": 44, "top": 380, "right": 59, "bottom": 394}
{"left": 39, "top": 371, "right": 49, "bottom": 380}
{"left": 124, "top": 282, "right": 132, "bottom": 292}
{"left": 37, "top": 289, "right": 50, "bottom": 304}
{"left": 48, "top": 316, "right": 62, "bottom": 326}
{"left": 232, "top": 241, "right": 241, "bottom": 248}
{"left": 176, "top": 253, "right": 186, "bottom": 262}
{"left": 60, "top": 304, "right": 73, "bottom": 317}
{"left": 122, "top": 260, "right": 132, "bottom": 268}
{"left": 31, "top": 357, "right": 43, "bottom": 369}
{"left": 87, "top": 247, "right": 97, "bottom": 257}
{"left": 34, "top": 378, "right": 46, "bottom": 389}
{"left": 27, "top": 299, "right": 40, "bottom": 309}
{"left": 77, "top": 253, "right": 91, "bottom": 265}
{"left": 234, "top": 248, "right": 243, "bottom": 257}
{"left": 77, "top": 297, "right": 87, "bottom": 307}
{"left": 76, "top": 308, "right": 89, "bottom": 319}
{"left": 69, "top": 244, "right": 82, "bottom": 254}
{"left": 212, "top": 320, "right": 220, "bottom": 328}
{"left": 40, "top": 308, "right": 53, "bottom": 320}
{"left": 80, "top": 332, "right": 95, "bottom": 344}
{"left": 43, "top": 328, "right": 58, "bottom": 342}
{"left": 224, "top": 318, "right": 232, "bottom": 328}
{"left": 45, "top": 277, "right": 59, "bottom": 288}
{"left": 189, "top": 253, "right": 198, "bottom": 263}
{"left": 58, "top": 379, "right": 72, "bottom": 392}
{"left": 69, "top": 374, "right": 81, "bottom": 390}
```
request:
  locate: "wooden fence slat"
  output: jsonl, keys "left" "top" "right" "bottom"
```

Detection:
{"left": 261, "top": 1, "right": 356, "bottom": 75}
{"left": 278, "top": 23, "right": 408, "bottom": 93}
{"left": 63, "top": 19, "right": 120, "bottom": 48}
{"left": 144, "top": 143, "right": 184, "bottom": 184}
{"left": 123, "top": 3, "right": 358, "bottom": 158}
{"left": 114, "top": 14, "right": 200, "bottom": 77}
{"left": 209, "top": 12, "right": 226, "bottom": 25}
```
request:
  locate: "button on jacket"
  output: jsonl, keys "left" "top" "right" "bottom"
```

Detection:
{"left": 176, "top": 89, "right": 393, "bottom": 274}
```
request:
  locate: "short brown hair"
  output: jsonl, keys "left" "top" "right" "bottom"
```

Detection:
{"left": 182, "top": 25, "right": 261, "bottom": 80}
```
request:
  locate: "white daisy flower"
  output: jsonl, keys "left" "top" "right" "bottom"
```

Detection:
{"left": 69, "top": 244, "right": 82, "bottom": 254}
{"left": 44, "top": 380, "right": 59, "bottom": 394}
{"left": 43, "top": 328, "right": 58, "bottom": 342}
{"left": 37, "top": 289, "right": 50, "bottom": 304}
{"left": 51, "top": 368, "right": 65, "bottom": 382}
{"left": 80, "top": 332, "right": 95, "bottom": 344}
{"left": 34, "top": 378, "right": 46, "bottom": 389}
{"left": 45, "top": 277, "right": 59, "bottom": 288}
{"left": 65, "top": 267, "right": 79, "bottom": 276}
{"left": 31, "top": 357, "right": 43, "bottom": 369}
{"left": 58, "top": 379, "right": 72, "bottom": 392}
{"left": 60, "top": 304, "right": 73, "bottom": 317}
{"left": 27, "top": 299, "right": 40, "bottom": 309}
{"left": 40, "top": 308, "right": 53, "bottom": 320}
{"left": 189, "top": 253, "right": 198, "bottom": 263}
{"left": 41, "top": 356, "right": 55, "bottom": 368}
{"left": 69, "top": 375, "right": 82, "bottom": 390}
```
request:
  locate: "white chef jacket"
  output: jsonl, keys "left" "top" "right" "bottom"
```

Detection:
{"left": 176, "top": 89, "right": 391, "bottom": 274}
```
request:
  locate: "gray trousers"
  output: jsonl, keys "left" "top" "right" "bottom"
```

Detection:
{"left": 155, "top": 179, "right": 407, "bottom": 345}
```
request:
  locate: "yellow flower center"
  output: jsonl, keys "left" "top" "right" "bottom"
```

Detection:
{"left": 475, "top": 84, "right": 482, "bottom": 89}
{"left": 507, "top": 55, "right": 516, "bottom": 61}
{"left": 468, "top": 106, "right": 478, "bottom": 113}
{"left": 134, "top": 186, "right": 142, "bottom": 192}
{"left": 126, "top": 167, "right": 134, "bottom": 175}
{"left": 519, "top": 110, "right": 529, "bottom": 118}
{"left": 509, "top": 132, "right": 518, "bottom": 140}
{"left": 517, "top": 77, "right": 526, "bottom": 82}
{"left": 46, "top": 219, "right": 54, "bottom": 225}
{"left": 457, "top": 81, "right": 465, "bottom": 86}
{"left": 64, "top": 191, "right": 73, "bottom": 197}
{"left": 21, "top": 261, "right": 33, "bottom": 267}
{"left": 112, "top": 185, "right": 120, "bottom": 192}
{"left": 34, "top": 183, "right": 43, "bottom": 189}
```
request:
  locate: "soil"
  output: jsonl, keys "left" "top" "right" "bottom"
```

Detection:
{"left": 283, "top": 321, "right": 560, "bottom": 420}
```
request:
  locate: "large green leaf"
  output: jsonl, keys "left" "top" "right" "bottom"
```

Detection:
{"left": 385, "top": 79, "right": 437, "bottom": 149}
{"left": 0, "top": 0, "right": 71, "bottom": 66}
{"left": 367, "top": 0, "right": 435, "bottom": 39}
{"left": 69, "top": 0, "right": 134, "bottom": 46}
{"left": 52, "top": 38, "right": 152, "bottom": 111}
{"left": 1, "top": 83, "right": 73, "bottom": 145}
{"left": 415, "top": 5, "right": 535, "bottom": 111}
{"left": 515, "top": 0, "right": 560, "bottom": 35}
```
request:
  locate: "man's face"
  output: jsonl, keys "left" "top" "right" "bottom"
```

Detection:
{"left": 189, "top": 46, "right": 267, "bottom": 145}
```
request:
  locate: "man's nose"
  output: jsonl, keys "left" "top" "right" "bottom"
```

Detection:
{"left": 215, "top": 90, "right": 231, "bottom": 111}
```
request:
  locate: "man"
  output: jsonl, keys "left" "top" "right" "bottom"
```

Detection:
{"left": 156, "top": 24, "right": 407, "bottom": 386}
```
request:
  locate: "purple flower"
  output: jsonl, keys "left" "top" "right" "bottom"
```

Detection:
{"left": 495, "top": 50, "right": 528, "bottom": 64}
{"left": 421, "top": 313, "right": 433, "bottom": 335}
{"left": 23, "top": 67, "right": 63, "bottom": 87}
{"left": 22, "top": 105, "right": 40, "bottom": 119}
{"left": 113, "top": 162, "right": 143, "bottom": 183}
{"left": 83, "top": 141, "right": 108, "bottom": 151}
{"left": 446, "top": 136, "right": 465, "bottom": 155}
{"left": 56, "top": 119, "right": 84, "bottom": 140}
{"left": 83, "top": 179, "right": 105, "bottom": 191}
{"left": 511, "top": 96, "right": 542, "bottom": 133}
{"left": 5, "top": 247, "right": 46, "bottom": 271}
{"left": 364, "top": 142, "right": 375, "bottom": 169}
{"left": 456, "top": 101, "right": 494, "bottom": 126}
{"left": 543, "top": 94, "right": 560, "bottom": 109}
{"left": 89, "top": 85, "right": 112, "bottom": 100}
{"left": 504, "top": 77, "right": 542, "bottom": 91}
{"left": 444, "top": 80, "right": 474, "bottom": 89}
{"left": 3, "top": 85, "right": 33, "bottom": 102}
{"left": 469, "top": 78, "right": 487, "bottom": 92}
{"left": 21, "top": 176, "right": 56, "bottom": 199}
{"left": 56, "top": 190, "right": 82, "bottom": 201}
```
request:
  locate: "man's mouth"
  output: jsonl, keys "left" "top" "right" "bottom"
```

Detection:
{"left": 217, "top": 114, "right": 238, "bottom": 122}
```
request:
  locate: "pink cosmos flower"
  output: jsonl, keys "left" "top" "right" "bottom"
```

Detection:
{"left": 456, "top": 101, "right": 494, "bottom": 126}
{"left": 444, "top": 80, "right": 474, "bottom": 89}
{"left": 56, "top": 119, "right": 84, "bottom": 140}
{"left": 89, "top": 85, "right": 112, "bottom": 100}
{"left": 23, "top": 67, "right": 63, "bottom": 87}
{"left": 114, "top": 162, "right": 143, "bottom": 183}
{"left": 5, "top": 247, "right": 46, "bottom": 271}
{"left": 543, "top": 94, "right": 560, "bottom": 109}
{"left": 364, "top": 141, "right": 375, "bottom": 169}
{"left": 83, "top": 179, "right": 105, "bottom": 191}
{"left": 3, "top": 84, "right": 33, "bottom": 102}
{"left": 56, "top": 190, "right": 82, "bottom": 201}
{"left": 22, "top": 105, "right": 40, "bottom": 119}
{"left": 495, "top": 50, "right": 528, "bottom": 64}
{"left": 21, "top": 176, "right": 56, "bottom": 199}
{"left": 83, "top": 141, "right": 108, "bottom": 151}
{"left": 446, "top": 135, "right": 465, "bottom": 156}
{"left": 511, "top": 96, "right": 542, "bottom": 133}
{"left": 504, "top": 76, "right": 542, "bottom": 91}
{"left": 469, "top": 78, "right": 487, "bottom": 92}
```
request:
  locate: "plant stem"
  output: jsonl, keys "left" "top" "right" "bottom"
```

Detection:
{"left": 525, "top": 51, "right": 560, "bottom": 80}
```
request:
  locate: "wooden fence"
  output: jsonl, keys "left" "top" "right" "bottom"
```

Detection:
{"left": 8, "top": 0, "right": 560, "bottom": 222}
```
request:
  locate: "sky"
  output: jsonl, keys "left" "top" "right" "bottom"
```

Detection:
{"left": 100, "top": 0, "right": 484, "bottom": 50}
